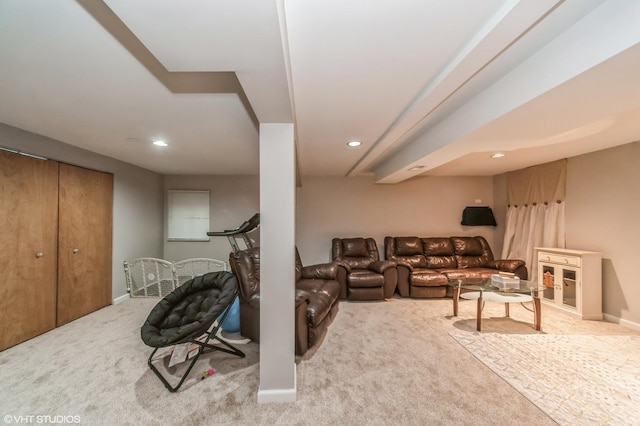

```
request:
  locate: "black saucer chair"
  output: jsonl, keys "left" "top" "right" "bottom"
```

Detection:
{"left": 141, "top": 271, "right": 245, "bottom": 392}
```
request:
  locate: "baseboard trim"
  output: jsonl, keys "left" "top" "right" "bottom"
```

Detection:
{"left": 257, "top": 367, "right": 297, "bottom": 403}
{"left": 603, "top": 313, "right": 640, "bottom": 332}
{"left": 257, "top": 388, "right": 297, "bottom": 403}
{"left": 113, "top": 293, "right": 130, "bottom": 305}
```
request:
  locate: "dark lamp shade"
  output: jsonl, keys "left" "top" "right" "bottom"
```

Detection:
{"left": 461, "top": 206, "right": 497, "bottom": 226}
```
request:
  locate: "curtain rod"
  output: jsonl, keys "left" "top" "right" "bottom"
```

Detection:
{"left": 507, "top": 200, "right": 563, "bottom": 207}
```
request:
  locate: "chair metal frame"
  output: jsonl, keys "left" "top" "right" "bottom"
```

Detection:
{"left": 147, "top": 294, "right": 246, "bottom": 392}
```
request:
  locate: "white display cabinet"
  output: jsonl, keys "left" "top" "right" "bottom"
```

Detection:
{"left": 535, "top": 247, "right": 602, "bottom": 320}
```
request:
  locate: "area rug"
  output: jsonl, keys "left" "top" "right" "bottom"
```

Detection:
{"left": 450, "top": 333, "right": 640, "bottom": 426}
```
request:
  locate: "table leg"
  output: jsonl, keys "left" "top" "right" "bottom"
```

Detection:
{"left": 534, "top": 296, "right": 541, "bottom": 331}
{"left": 476, "top": 294, "right": 483, "bottom": 331}
{"left": 452, "top": 287, "right": 459, "bottom": 316}
{"left": 505, "top": 302, "right": 510, "bottom": 317}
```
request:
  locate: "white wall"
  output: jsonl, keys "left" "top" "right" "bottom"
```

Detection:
{"left": 14, "top": 123, "right": 630, "bottom": 327}
{"left": 564, "top": 141, "right": 640, "bottom": 325}
{"left": 160, "top": 174, "right": 498, "bottom": 266}
{"left": 0, "top": 123, "right": 164, "bottom": 300}
{"left": 159, "top": 151, "right": 640, "bottom": 330}
{"left": 162, "top": 175, "right": 259, "bottom": 263}
{"left": 295, "top": 175, "right": 496, "bottom": 265}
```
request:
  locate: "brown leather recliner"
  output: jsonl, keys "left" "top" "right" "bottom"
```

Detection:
{"left": 385, "top": 236, "right": 527, "bottom": 298}
{"left": 331, "top": 237, "right": 397, "bottom": 300}
{"left": 228, "top": 247, "right": 340, "bottom": 356}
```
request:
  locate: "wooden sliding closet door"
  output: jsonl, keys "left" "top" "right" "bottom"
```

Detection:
{"left": 57, "top": 163, "right": 113, "bottom": 326}
{"left": 0, "top": 150, "right": 59, "bottom": 351}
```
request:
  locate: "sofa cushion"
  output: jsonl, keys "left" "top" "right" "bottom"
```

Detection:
{"left": 420, "top": 238, "right": 455, "bottom": 268}
{"left": 342, "top": 257, "right": 375, "bottom": 270}
{"left": 422, "top": 238, "right": 454, "bottom": 255}
{"left": 440, "top": 268, "right": 497, "bottom": 280}
{"left": 396, "top": 255, "right": 427, "bottom": 268}
{"left": 395, "top": 237, "right": 423, "bottom": 256}
{"left": 409, "top": 269, "right": 448, "bottom": 287}
{"left": 456, "top": 256, "right": 489, "bottom": 269}
{"left": 451, "top": 237, "right": 483, "bottom": 256}
{"left": 341, "top": 238, "right": 369, "bottom": 257}
{"left": 347, "top": 270, "right": 385, "bottom": 288}
{"left": 451, "top": 237, "right": 490, "bottom": 269}
{"left": 425, "top": 255, "right": 457, "bottom": 269}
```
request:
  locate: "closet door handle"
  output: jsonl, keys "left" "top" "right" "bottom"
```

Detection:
{"left": 73, "top": 248, "right": 80, "bottom": 254}
{"left": 35, "top": 252, "right": 44, "bottom": 258}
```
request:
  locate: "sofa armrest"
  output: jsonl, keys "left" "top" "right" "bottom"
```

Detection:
{"left": 490, "top": 259, "right": 528, "bottom": 280}
{"left": 301, "top": 262, "right": 338, "bottom": 280}
{"left": 247, "top": 293, "right": 261, "bottom": 309}
{"left": 394, "top": 262, "right": 410, "bottom": 297}
{"left": 295, "top": 289, "right": 309, "bottom": 308}
{"left": 334, "top": 260, "right": 351, "bottom": 273}
{"left": 368, "top": 260, "right": 396, "bottom": 274}
{"left": 490, "top": 259, "right": 525, "bottom": 271}
{"left": 394, "top": 260, "right": 414, "bottom": 272}
{"left": 295, "top": 290, "right": 310, "bottom": 355}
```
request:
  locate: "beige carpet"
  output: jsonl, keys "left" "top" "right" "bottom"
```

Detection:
{"left": 0, "top": 296, "right": 637, "bottom": 425}
{"left": 450, "top": 333, "right": 640, "bottom": 426}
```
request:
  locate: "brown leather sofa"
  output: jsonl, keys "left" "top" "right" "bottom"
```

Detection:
{"left": 331, "top": 237, "right": 397, "bottom": 300}
{"left": 228, "top": 247, "right": 340, "bottom": 356}
{"left": 384, "top": 236, "right": 527, "bottom": 298}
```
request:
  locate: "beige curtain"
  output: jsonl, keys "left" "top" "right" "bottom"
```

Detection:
{"left": 501, "top": 159, "right": 567, "bottom": 282}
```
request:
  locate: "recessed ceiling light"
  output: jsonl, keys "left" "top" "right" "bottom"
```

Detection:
{"left": 347, "top": 140, "right": 362, "bottom": 147}
{"left": 491, "top": 153, "right": 505, "bottom": 158}
{"left": 408, "top": 165, "right": 425, "bottom": 171}
{"left": 153, "top": 140, "right": 168, "bottom": 147}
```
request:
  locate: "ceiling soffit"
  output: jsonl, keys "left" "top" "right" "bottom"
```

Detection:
{"left": 78, "top": 0, "right": 259, "bottom": 129}
{"left": 101, "top": 0, "right": 293, "bottom": 124}
{"left": 347, "top": 0, "right": 564, "bottom": 178}
{"left": 372, "top": 0, "right": 640, "bottom": 183}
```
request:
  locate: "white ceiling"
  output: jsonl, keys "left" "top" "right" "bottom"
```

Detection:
{"left": 0, "top": 0, "right": 639, "bottom": 182}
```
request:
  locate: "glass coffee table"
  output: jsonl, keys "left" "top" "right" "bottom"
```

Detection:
{"left": 447, "top": 278, "right": 543, "bottom": 331}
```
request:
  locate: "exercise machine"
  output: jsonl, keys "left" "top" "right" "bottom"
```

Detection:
{"left": 207, "top": 213, "right": 260, "bottom": 252}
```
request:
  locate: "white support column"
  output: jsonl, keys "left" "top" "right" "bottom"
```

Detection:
{"left": 257, "top": 123, "right": 296, "bottom": 403}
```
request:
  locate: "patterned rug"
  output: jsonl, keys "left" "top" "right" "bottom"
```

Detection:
{"left": 450, "top": 333, "right": 640, "bottom": 426}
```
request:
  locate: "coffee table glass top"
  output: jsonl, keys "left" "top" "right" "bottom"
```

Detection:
{"left": 447, "top": 277, "right": 541, "bottom": 294}
{"left": 447, "top": 277, "right": 543, "bottom": 331}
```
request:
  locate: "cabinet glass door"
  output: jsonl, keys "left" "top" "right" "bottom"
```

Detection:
{"left": 542, "top": 265, "right": 555, "bottom": 301}
{"left": 562, "top": 269, "right": 577, "bottom": 308}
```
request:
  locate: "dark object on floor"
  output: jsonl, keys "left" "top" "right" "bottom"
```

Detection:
{"left": 229, "top": 247, "right": 340, "bottom": 356}
{"left": 141, "top": 271, "right": 245, "bottom": 392}
{"left": 331, "top": 237, "right": 397, "bottom": 300}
